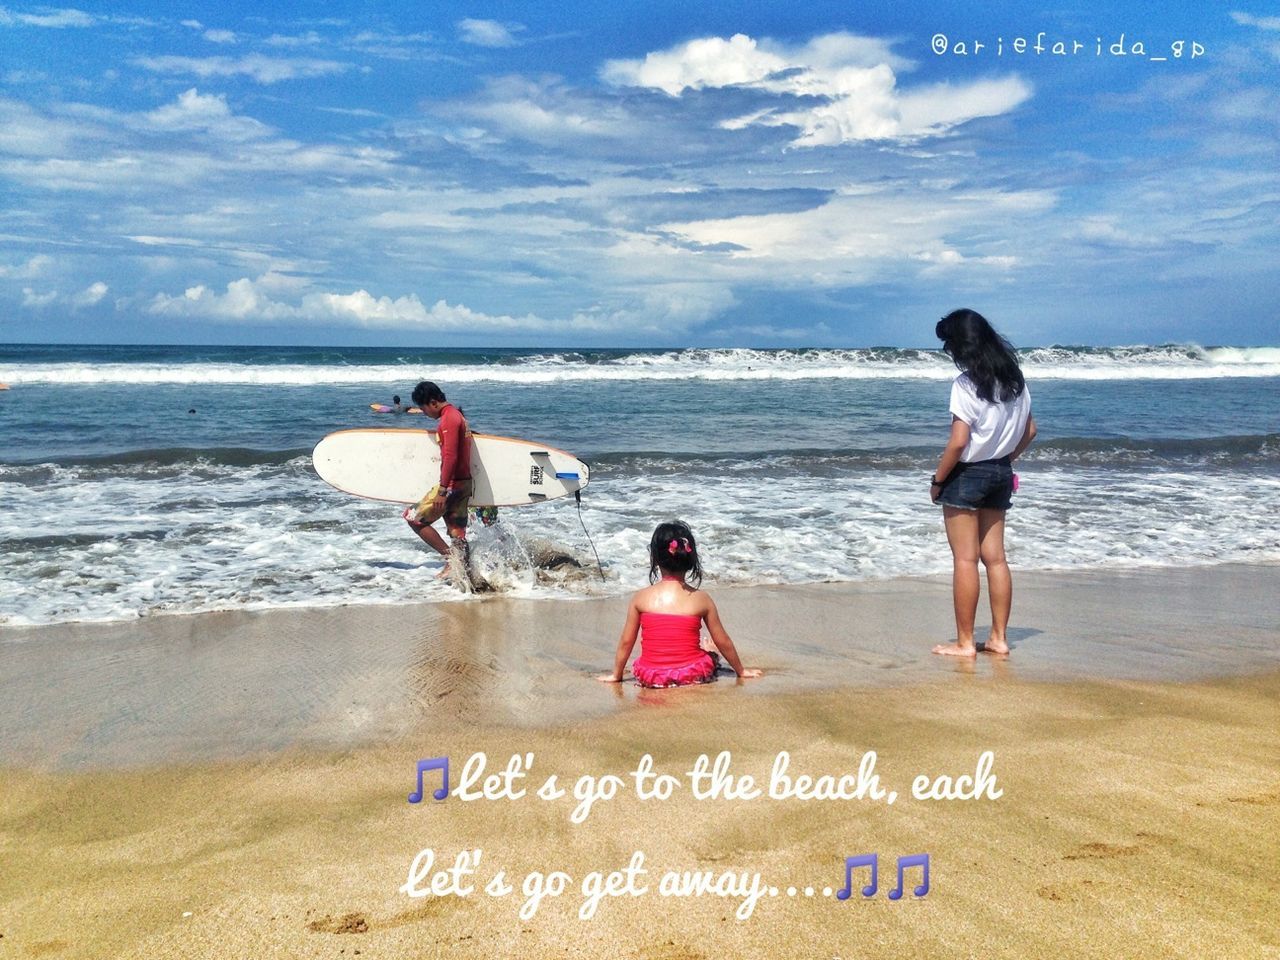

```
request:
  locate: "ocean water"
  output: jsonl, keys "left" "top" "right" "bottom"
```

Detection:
{"left": 2, "top": 343, "right": 1279, "bottom": 626}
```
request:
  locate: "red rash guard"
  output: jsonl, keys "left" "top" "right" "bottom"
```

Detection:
{"left": 437, "top": 404, "right": 471, "bottom": 486}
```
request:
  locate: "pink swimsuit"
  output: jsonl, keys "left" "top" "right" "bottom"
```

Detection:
{"left": 633, "top": 612, "right": 717, "bottom": 688}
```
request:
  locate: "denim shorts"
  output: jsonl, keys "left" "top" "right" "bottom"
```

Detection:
{"left": 936, "top": 457, "right": 1013, "bottom": 511}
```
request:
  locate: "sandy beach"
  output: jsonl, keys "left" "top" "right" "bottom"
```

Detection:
{"left": 2, "top": 564, "right": 1279, "bottom": 958}
{"left": 6, "top": 1, "right": 1280, "bottom": 956}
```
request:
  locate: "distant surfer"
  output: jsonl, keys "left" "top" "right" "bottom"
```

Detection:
{"left": 391, "top": 394, "right": 408, "bottom": 413}
{"left": 402, "top": 380, "right": 474, "bottom": 581}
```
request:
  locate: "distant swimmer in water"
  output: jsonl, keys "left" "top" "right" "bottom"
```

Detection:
{"left": 599, "top": 521, "right": 762, "bottom": 687}
{"left": 371, "top": 394, "right": 421, "bottom": 414}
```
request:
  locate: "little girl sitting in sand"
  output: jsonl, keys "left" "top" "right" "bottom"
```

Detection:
{"left": 598, "top": 521, "right": 762, "bottom": 687}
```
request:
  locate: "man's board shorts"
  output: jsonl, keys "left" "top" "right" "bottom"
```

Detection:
{"left": 404, "top": 477, "right": 474, "bottom": 529}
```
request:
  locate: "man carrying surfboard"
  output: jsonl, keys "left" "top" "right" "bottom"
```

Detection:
{"left": 403, "top": 380, "right": 473, "bottom": 580}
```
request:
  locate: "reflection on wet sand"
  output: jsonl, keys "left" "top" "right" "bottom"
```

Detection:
{"left": 2, "top": 563, "right": 1278, "bottom": 769}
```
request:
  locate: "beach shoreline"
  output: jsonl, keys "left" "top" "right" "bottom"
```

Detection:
{"left": 3, "top": 562, "right": 1279, "bottom": 769}
{"left": 3, "top": 563, "right": 1279, "bottom": 959}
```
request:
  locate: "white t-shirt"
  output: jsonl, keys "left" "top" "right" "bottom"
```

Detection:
{"left": 949, "top": 373, "right": 1032, "bottom": 463}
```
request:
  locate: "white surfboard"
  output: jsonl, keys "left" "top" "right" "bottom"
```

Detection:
{"left": 312, "top": 428, "right": 589, "bottom": 508}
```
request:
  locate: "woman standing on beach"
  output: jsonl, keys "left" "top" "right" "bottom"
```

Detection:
{"left": 930, "top": 309, "right": 1037, "bottom": 657}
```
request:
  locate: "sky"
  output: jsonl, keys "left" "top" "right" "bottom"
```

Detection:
{"left": 0, "top": 1, "right": 1277, "bottom": 347}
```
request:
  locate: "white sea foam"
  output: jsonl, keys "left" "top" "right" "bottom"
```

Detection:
{"left": 2, "top": 456, "right": 1277, "bottom": 627}
{"left": 4, "top": 345, "right": 1280, "bottom": 386}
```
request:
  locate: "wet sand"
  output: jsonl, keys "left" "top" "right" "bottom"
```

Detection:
{"left": 3, "top": 563, "right": 1279, "bottom": 768}
{"left": 2, "top": 564, "right": 1279, "bottom": 958}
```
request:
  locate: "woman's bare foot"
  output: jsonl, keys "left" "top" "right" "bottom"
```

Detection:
{"left": 982, "top": 637, "right": 1010, "bottom": 655}
{"left": 932, "top": 641, "right": 978, "bottom": 658}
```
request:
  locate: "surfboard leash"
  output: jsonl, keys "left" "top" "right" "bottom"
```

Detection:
{"left": 574, "top": 488, "right": 606, "bottom": 582}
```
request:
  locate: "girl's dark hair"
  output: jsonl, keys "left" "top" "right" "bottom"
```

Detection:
{"left": 935, "top": 308, "right": 1026, "bottom": 403}
{"left": 648, "top": 520, "right": 702, "bottom": 587}
{"left": 411, "top": 380, "right": 446, "bottom": 406}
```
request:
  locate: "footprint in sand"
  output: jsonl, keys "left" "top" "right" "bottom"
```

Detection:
{"left": 307, "top": 912, "right": 369, "bottom": 934}
{"left": 1227, "top": 788, "right": 1280, "bottom": 806}
{"left": 1037, "top": 879, "right": 1099, "bottom": 903}
{"left": 1062, "top": 841, "right": 1143, "bottom": 861}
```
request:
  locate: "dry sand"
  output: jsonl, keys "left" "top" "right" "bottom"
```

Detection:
{"left": 2, "top": 564, "right": 1278, "bottom": 958}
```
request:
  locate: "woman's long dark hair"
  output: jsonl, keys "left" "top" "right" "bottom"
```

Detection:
{"left": 935, "top": 309, "right": 1025, "bottom": 403}
{"left": 648, "top": 520, "right": 702, "bottom": 587}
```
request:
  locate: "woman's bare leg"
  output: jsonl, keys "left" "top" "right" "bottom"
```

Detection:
{"left": 934, "top": 507, "right": 980, "bottom": 657}
{"left": 977, "top": 509, "right": 1011, "bottom": 653}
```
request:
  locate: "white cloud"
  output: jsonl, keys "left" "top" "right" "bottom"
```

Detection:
{"left": 894, "top": 78, "right": 1033, "bottom": 138}
{"left": 144, "top": 274, "right": 604, "bottom": 332}
{"left": 569, "top": 284, "right": 736, "bottom": 332}
{"left": 316, "top": 105, "right": 385, "bottom": 118}
{"left": 457, "top": 76, "right": 648, "bottom": 145}
{"left": 1231, "top": 11, "right": 1280, "bottom": 30}
{"left": 748, "top": 63, "right": 902, "bottom": 143}
{"left": 602, "top": 31, "right": 910, "bottom": 94}
{"left": 602, "top": 33, "right": 788, "bottom": 94}
{"left": 0, "top": 254, "right": 52, "bottom": 278}
{"left": 718, "top": 320, "right": 833, "bottom": 341}
{"left": 0, "top": 6, "right": 95, "bottom": 28}
{"left": 203, "top": 28, "right": 237, "bottom": 44}
{"left": 604, "top": 31, "right": 1031, "bottom": 145}
{"left": 457, "top": 18, "right": 521, "bottom": 48}
{"left": 0, "top": 107, "right": 398, "bottom": 191}
{"left": 309, "top": 289, "right": 548, "bottom": 330}
{"left": 127, "top": 235, "right": 202, "bottom": 247}
{"left": 14, "top": 278, "right": 109, "bottom": 309}
{"left": 132, "top": 54, "right": 349, "bottom": 84}
{"left": 4, "top": 68, "right": 47, "bottom": 83}
{"left": 181, "top": 19, "right": 202, "bottom": 29}
{"left": 71, "top": 280, "right": 108, "bottom": 307}
{"left": 1073, "top": 217, "right": 1171, "bottom": 249}
{"left": 21, "top": 287, "right": 58, "bottom": 307}
{"left": 148, "top": 276, "right": 300, "bottom": 322}
{"left": 143, "top": 88, "right": 271, "bottom": 141}
{"left": 142, "top": 273, "right": 717, "bottom": 334}
{"left": 344, "top": 29, "right": 442, "bottom": 61}
{"left": 470, "top": 95, "right": 617, "bottom": 140}
{"left": 0, "top": 97, "right": 87, "bottom": 155}
{"left": 265, "top": 31, "right": 323, "bottom": 48}
{"left": 652, "top": 185, "right": 1053, "bottom": 284}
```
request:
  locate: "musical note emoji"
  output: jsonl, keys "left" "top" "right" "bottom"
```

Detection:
{"left": 887, "top": 853, "right": 930, "bottom": 900}
{"left": 835, "top": 853, "right": 879, "bottom": 900}
{"left": 408, "top": 757, "right": 450, "bottom": 803}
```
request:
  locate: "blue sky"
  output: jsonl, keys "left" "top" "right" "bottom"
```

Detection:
{"left": 1, "top": 1, "right": 1277, "bottom": 347}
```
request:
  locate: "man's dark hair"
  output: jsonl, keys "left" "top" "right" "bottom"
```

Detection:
{"left": 411, "top": 381, "right": 446, "bottom": 406}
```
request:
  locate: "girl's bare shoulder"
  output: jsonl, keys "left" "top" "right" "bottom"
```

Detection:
{"left": 631, "top": 582, "right": 662, "bottom": 606}
{"left": 688, "top": 588, "right": 717, "bottom": 613}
